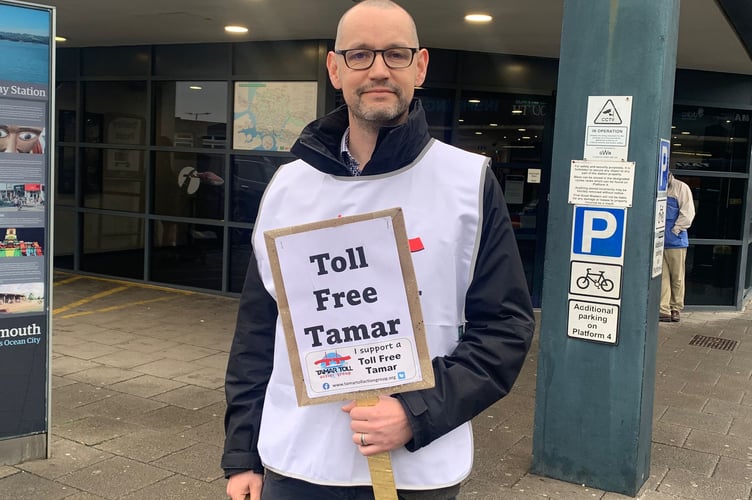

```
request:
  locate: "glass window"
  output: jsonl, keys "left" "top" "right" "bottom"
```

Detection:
{"left": 455, "top": 93, "right": 548, "bottom": 237}
{"left": 150, "top": 221, "right": 223, "bottom": 290}
{"left": 230, "top": 155, "right": 284, "bottom": 224}
{"left": 679, "top": 175, "right": 745, "bottom": 240}
{"left": 153, "top": 81, "right": 228, "bottom": 148}
{"left": 456, "top": 92, "right": 548, "bottom": 164}
{"left": 229, "top": 227, "right": 252, "bottom": 293}
{"left": 671, "top": 106, "right": 750, "bottom": 173}
{"left": 153, "top": 152, "right": 225, "bottom": 219}
{"left": 685, "top": 244, "right": 738, "bottom": 306}
{"left": 415, "top": 88, "right": 454, "bottom": 142}
{"left": 56, "top": 82, "right": 76, "bottom": 142}
{"left": 83, "top": 82, "right": 147, "bottom": 145}
{"left": 81, "top": 213, "right": 144, "bottom": 279}
{"left": 82, "top": 148, "right": 145, "bottom": 212}
{"left": 53, "top": 209, "right": 75, "bottom": 270}
{"left": 81, "top": 46, "right": 149, "bottom": 77}
{"left": 55, "top": 147, "right": 76, "bottom": 206}
{"left": 153, "top": 45, "right": 230, "bottom": 77}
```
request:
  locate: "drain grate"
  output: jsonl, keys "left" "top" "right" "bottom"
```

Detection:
{"left": 689, "top": 335, "right": 738, "bottom": 351}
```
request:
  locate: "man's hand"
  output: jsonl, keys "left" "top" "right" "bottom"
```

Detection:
{"left": 342, "top": 395, "right": 413, "bottom": 456}
{"left": 671, "top": 226, "right": 681, "bottom": 236}
{"left": 226, "top": 470, "right": 263, "bottom": 500}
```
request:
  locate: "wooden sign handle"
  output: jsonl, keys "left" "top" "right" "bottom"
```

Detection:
{"left": 357, "top": 397, "right": 398, "bottom": 500}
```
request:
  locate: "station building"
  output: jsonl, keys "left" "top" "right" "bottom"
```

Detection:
{"left": 50, "top": 2, "right": 752, "bottom": 309}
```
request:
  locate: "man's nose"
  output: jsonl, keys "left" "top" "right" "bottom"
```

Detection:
{"left": 368, "top": 53, "right": 391, "bottom": 77}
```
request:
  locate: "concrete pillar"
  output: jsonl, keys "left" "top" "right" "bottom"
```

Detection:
{"left": 532, "top": 0, "right": 680, "bottom": 496}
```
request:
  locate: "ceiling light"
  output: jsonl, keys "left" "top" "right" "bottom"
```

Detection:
{"left": 468, "top": 99, "right": 480, "bottom": 103}
{"left": 189, "top": 85, "right": 203, "bottom": 90}
{"left": 522, "top": 136, "right": 531, "bottom": 140}
{"left": 55, "top": 36, "right": 67, "bottom": 42}
{"left": 225, "top": 25, "right": 249, "bottom": 34}
{"left": 465, "top": 14, "right": 493, "bottom": 23}
{"left": 680, "top": 131, "right": 690, "bottom": 135}
{"left": 517, "top": 128, "right": 526, "bottom": 132}
{"left": 673, "top": 143, "right": 682, "bottom": 147}
{"left": 511, "top": 109, "right": 523, "bottom": 115}
{"left": 489, "top": 123, "right": 498, "bottom": 127}
{"left": 475, "top": 131, "right": 483, "bottom": 135}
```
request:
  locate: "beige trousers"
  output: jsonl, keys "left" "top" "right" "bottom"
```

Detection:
{"left": 660, "top": 247, "right": 687, "bottom": 315}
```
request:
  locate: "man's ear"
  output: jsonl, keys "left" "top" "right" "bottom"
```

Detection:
{"left": 414, "top": 48, "right": 429, "bottom": 87}
{"left": 327, "top": 51, "right": 343, "bottom": 90}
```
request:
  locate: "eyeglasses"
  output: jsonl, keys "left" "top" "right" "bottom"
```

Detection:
{"left": 334, "top": 47, "right": 418, "bottom": 70}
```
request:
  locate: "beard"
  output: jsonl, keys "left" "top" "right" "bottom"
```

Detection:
{"left": 349, "top": 83, "right": 410, "bottom": 132}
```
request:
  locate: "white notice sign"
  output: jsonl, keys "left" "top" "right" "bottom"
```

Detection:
{"left": 567, "top": 299, "right": 619, "bottom": 344}
{"left": 527, "top": 168, "right": 542, "bottom": 184}
{"left": 652, "top": 230, "right": 665, "bottom": 278}
{"left": 568, "top": 160, "right": 635, "bottom": 207}
{"left": 584, "top": 96, "right": 633, "bottom": 161}
{"left": 264, "top": 208, "right": 434, "bottom": 406}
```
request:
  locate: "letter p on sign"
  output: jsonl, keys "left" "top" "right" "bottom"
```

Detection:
{"left": 573, "top": 206, "right": 626, "bottom": 258}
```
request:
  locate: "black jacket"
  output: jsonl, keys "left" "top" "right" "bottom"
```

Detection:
{"left": 222, "top": 100, "right": 535, "bottom": 477}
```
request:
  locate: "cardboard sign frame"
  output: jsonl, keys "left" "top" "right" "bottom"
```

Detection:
{"left": 264, "top": 207, "right": 434, "bottom": 406}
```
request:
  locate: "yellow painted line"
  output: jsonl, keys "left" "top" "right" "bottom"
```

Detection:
{"left": 53, "top": 286, "right": 129, "bottom": 315}
{"left": 54, "top": 272, "right": 195, "bottom": 295}
{"left": 54, "top": 275, "right": 85, "bottom": 286}
{"left": 59, "top": 295, "right": 176, "bottom": 319}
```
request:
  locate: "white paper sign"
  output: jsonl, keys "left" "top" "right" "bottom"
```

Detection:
{"left": 265, "top": 209, "right": 433, "bottom": 405}
{"left": 568, "top": 160, "right": 635, "bottom": 207}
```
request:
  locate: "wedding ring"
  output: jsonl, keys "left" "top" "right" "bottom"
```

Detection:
{"left": 360, "top": 432, "right": 368, "bottom": 446}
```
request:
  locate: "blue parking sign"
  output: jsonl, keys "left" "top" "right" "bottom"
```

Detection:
{"left": 573, "top": 206, "right": 626, "bottom": 258}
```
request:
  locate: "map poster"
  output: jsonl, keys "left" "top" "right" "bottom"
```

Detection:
{"left": 0, "top": 0, "right": 53, "bottom": 450}
{"left": 232, "top": 81, "right": 317, "bottom": 152}
{"left": 264, "top": 208, "right": 435, "bottom": 406}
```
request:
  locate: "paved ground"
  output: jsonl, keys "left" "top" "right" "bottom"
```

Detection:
{"left": 0, "top": 272, "right": 750, "bottom": 499}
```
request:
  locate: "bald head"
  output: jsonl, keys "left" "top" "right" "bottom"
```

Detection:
{"left": 335, "top": 0, "right": 420, "bottom": 49}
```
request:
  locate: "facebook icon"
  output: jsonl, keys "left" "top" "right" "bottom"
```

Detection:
{"left": 572, "top": 206, "right": 627, "bottom": 258}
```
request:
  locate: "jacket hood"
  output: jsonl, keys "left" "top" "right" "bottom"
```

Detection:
{"left": 290, "top": 99, "right": 432, "bottom": 176}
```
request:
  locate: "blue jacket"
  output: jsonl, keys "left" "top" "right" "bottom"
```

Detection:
{"left": 664, "top": 175, "right": 695, "bottom": 249}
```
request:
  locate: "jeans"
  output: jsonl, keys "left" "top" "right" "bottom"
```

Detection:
{"left": 261, "top": 470, "right": 459, "bottom": 500}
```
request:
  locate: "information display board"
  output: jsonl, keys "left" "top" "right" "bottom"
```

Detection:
{"left": 0, "top": 0, "right": 53, "bottom": 451}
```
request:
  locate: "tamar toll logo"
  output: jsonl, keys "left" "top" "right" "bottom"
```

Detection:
{"left": 313, "top": 351, "right": 353, "bottom": 377}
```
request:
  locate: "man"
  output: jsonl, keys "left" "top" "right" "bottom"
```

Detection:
{"left": 660, "top": 171, "right": 695, "bottom": 322}
{"left": 0, "top": 124, "right": 44, "bottom": 153}
{"left": 222, "top": 1, "right": 535, "bottom": 499}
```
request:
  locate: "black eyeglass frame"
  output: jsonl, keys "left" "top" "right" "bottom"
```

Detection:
{"left": 334, "top": 47, "right": 419, "bottom": 70}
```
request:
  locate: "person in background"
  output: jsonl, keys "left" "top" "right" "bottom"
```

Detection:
{"left": 222, "top": 1, "right": 535, "bottom": 499}
{"left": 660, "top": 171, "right": 695, "bottom": 322}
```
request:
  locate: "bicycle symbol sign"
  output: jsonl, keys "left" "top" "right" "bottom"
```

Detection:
{"left": 576, "top": 268, "right": 614, "bottom": 293}
{"left": 570, "top": 260, "right": 622, "bottom": 299}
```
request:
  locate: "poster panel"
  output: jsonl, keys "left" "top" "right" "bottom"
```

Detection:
{"left": 0, "top": 0, "right": 53, "bottom": 442}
